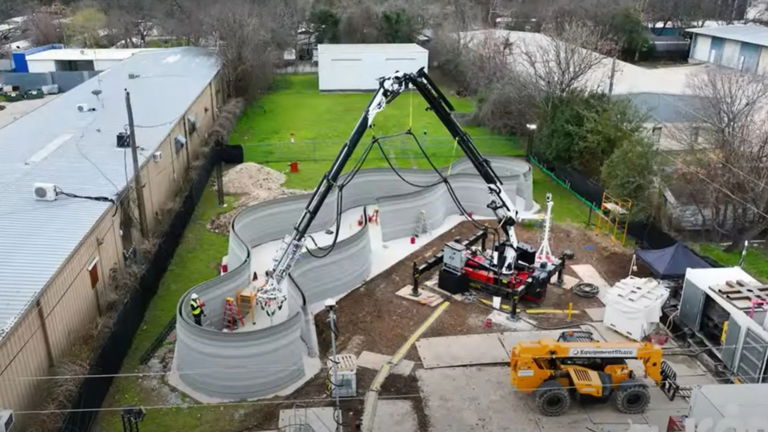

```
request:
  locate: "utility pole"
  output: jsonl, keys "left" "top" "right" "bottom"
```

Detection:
{"left": 608, "top": 54, "right": 617, "bottom": 96}
{"left": 125, "top": 89, "right": 149, "bottom": 239}
{"left": 215, "top": 138, "right": 226, "bottom": 207}
{"left": 326, "top": 299, "right": 343, "bottom": 432}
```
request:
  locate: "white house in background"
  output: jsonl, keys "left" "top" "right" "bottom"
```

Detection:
{"left": 317, "top": 43, "right": 428, "bottom": 91}
{"left": 25, "top": 48, "right": 151, "bottom": 73}
{"left": 687, "top": 25, "right": 768, "bottom": 73}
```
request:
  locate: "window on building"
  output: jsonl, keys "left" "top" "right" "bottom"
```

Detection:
{"left": 692, "top": 126, "right": 701, "bottom": 144}
{"left": 652, "top": 126, "right": 663, "bottom": 144}
{"left": 87, "top": 257, "right": 100, "bottom": 288}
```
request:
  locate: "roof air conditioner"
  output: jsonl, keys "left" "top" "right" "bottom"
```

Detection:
{"left": 76, "top": 103, "right": 89, "bottom": 112}
{"left": 33, "top": 183, "right": 57, "bottom": 201}
{"left": 0, "top": 409, "right": 15, "bottom": 432}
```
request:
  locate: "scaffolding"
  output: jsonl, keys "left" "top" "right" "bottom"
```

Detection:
{"left": 594, "top": 192, "right": 632, "bottom": 245}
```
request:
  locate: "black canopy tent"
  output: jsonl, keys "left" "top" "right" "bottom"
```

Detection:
{"left": 635, "top": 243, "right": 712, "bottom": 279}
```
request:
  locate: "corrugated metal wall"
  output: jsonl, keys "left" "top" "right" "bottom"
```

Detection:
{"left": 0, "top": 77, "right": 221, "bottom": 427}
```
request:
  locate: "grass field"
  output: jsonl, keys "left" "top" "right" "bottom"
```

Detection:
{"left": 696, "top": 243, "right": 768, "bottom": 282}
{"left": 96, "top": 74, "right": 593, "bottom": 431}
{"left": 232, "top": 74, "right": 590, "bottom": 224}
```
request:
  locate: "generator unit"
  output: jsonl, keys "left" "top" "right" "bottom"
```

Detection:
{"left": 679, "top": 267, "right": 768, "bottom": 383}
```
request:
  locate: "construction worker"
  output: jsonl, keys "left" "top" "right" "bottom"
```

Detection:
{"left": 190, "top": 293, "right": 206, "bottom": 326}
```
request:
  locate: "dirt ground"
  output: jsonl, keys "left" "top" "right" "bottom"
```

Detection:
{"left": 314, "top": 220, "right": 632, "bottom": 361}
{"left": 288, "top": 220, "right": 634, "bottom": 431}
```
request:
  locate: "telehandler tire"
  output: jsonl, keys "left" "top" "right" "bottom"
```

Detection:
{"left": 535, "top": 380, "right": 571, "bottom": 416}
{"left": 615, "top": 380, "right": 650, "bottom": 414}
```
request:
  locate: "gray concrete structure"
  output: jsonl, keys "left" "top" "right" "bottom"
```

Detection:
{"left": 173, "top": 157, "right": 534, "bottom": 400}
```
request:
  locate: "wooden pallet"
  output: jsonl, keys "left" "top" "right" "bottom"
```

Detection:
{"left": 713, "top": 280, "right": 768, "bottom": 310}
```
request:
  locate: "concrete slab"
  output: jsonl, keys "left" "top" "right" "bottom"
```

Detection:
{"left": 487, "top": 310, "right": 536, "bottom": 331}
{"left": 416, "top": 365, "right": 669, "bottom": 432}
{"left": 584, "top": 400, "right": 646, "bottom": 425}
{"left": 373, "top": 400, "right": 418, "bottom": 432}
{"left": 416, "top": 333, "right": 508, "bottom": 368}
{"left": 395, "top": 285, "right": 443, "bottom": 307}
{"left": 662, "top": 355, "right": 718, "bottom": 387}
{"left": 498, "top": 329, "right": 582, "bottom": 353}
{"left": 417, "top": 366, "right": 541, "bottom": 432}
{"left": 583, "top": 323, "right": 634, "bottom": 342}
{"left": 585, "top": 307, "right": 606, "bottom": 321}
{"left": 279, "top": 407, "right": 336, "bottom": 432}
{"left": 357, "top": 351, "right": 414, "bottom": 376}
{"left": 561, "top": 274, "right": 581, "bottom": 289}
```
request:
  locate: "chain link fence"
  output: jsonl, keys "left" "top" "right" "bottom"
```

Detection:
{"left": 238, "top": 135, "right": 521, "bottom": 164}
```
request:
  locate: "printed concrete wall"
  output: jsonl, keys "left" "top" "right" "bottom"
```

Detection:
{"left": 174, "top": 157, "right": 533, "bottom": 400}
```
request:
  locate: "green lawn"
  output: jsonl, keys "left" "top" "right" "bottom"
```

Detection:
{"left": 696, "top": 243, "right": 768, "bottom": 282}
{"left": 233, "top": 74, "right": 590, "bottom": 224}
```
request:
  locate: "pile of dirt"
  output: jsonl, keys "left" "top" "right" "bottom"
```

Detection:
{"left": 208, "top": 163, "right": 306, "bottom": 235}
{"left": 221, "top": 162, "right": 287, "bottom": 201}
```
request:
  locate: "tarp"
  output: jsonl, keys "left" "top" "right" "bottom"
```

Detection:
{"left": 635, "top": 243, "right": 712, "bottom": 279}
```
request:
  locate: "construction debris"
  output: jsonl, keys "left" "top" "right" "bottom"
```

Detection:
{"left": 208, "top": 162, "right": 305, "bottom": 235}
{"left": 395, "top": 285, "right": 443, "bottom": 307}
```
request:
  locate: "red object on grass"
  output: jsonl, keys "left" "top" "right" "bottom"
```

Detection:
{"left": 289, "top": 161, "right": 299, "bottom": 173}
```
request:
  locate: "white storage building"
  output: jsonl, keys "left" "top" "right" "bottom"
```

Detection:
{"left": 25, "top": 48, "right": 151, "bottom": 73}
{"left": 687, "top": 25, "right": 768, "bottom": 74}
{"left": 317, "top": 43, "right": 428, "bottom": 91}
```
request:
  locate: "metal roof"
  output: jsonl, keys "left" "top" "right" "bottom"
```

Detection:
{"left": 318, "top": 43, "right": 427, "bottom": 54}
{"left": 26, "top": 48, "right": 152, "bottom": 61}
{"left": 621, "top": 93, "right": 707, "bottom": 124}
{"left": 0, "top": 47, "right": 219, "bottom": 340}
{"left": 687, "top": 25, "right": 768, "bottom": 47}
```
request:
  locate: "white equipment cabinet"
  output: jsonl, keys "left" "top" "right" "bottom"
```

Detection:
{"left": 603, "top": 277, "right": 669, "bottom": 341}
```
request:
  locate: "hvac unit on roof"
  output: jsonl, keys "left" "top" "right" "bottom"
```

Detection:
{"left": 0, "top": 409, "right": 15, "bottom": 432}
{"left": 33, "top": 183, "right": 57, "bottom": 201}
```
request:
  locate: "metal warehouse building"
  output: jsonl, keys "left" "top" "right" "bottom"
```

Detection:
{"left": 688, "top": 25, "right": 768, "bottom": 73}
{"left": 317, "top": 43, "right": 428, "bottom": 91}
{"left": 0, "top": 47, "right": 222, "bottom": 425}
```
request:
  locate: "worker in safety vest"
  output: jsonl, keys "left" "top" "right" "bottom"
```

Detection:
{"left": 190, "top": 293, "right": 206, "bottom": 326}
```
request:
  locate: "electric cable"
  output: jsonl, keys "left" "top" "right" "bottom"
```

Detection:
{"left": 304, "top": 135, "right": 377, "bottom": 258}
{"left": 573, "top": 282, "right": 600, "bottom": 298}
{"left": 54, "top": 186, "right": 115, "bottom": 204}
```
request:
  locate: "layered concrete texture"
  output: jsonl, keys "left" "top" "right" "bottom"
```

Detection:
{"left": 174, "top": 157, "right": 533, "bottom": 400}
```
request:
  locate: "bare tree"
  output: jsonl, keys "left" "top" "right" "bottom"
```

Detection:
{"left": 518, "top": 19, "right": 608, "bottom": 97}
{"left": 209, "top": 0, "right": 299, "bottom": 100}
{"left": 339, "top": 3, "right": 381, "bottom": 43}
{"left": 676, "top": 69, "right": 768, "bottom": 250}
{"left": 25, "top": 12, "right": 65, "bottom": 46}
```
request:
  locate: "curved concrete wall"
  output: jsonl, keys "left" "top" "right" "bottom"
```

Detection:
{"left": 174, "top": 157, "right": 533, "bottom": 400}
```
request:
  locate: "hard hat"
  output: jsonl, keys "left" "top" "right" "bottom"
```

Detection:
{"left": 191, "top": 293, "right": 199, "bottom": 300}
